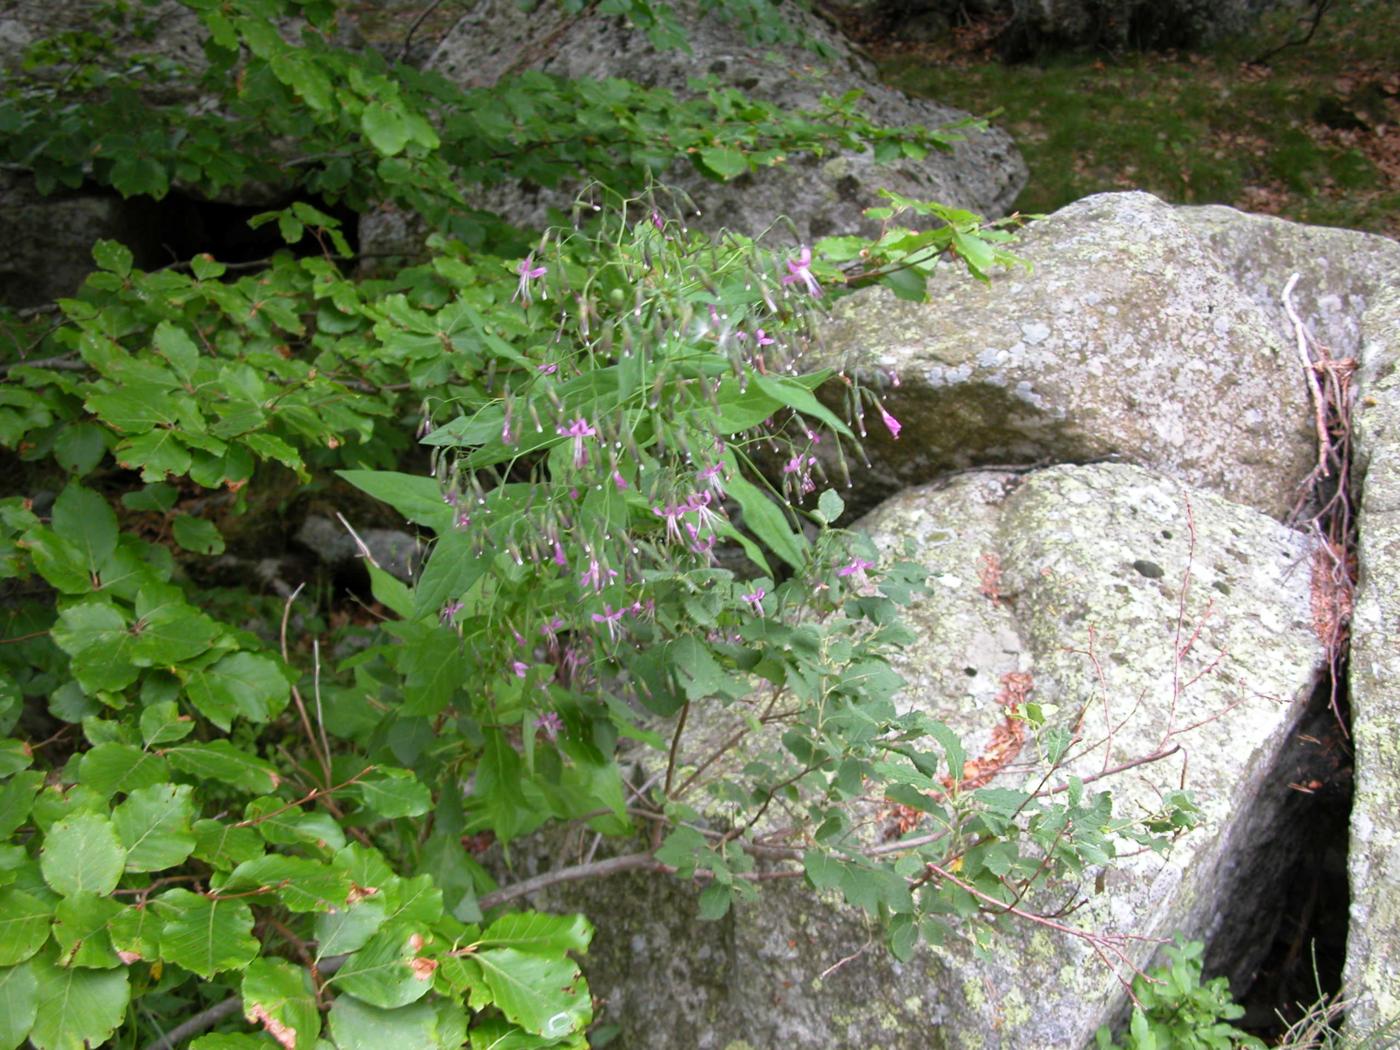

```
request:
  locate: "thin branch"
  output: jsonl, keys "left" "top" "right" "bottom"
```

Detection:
{"left": 477, "top": 851, "right": 665, "bottom": 910}
{"left": 398, "top": 0, "right": 448, "bottom": 62}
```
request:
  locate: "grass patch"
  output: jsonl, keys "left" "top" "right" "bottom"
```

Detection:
{"left": 875, "top": 0, "right": 1400, "bottom": 235}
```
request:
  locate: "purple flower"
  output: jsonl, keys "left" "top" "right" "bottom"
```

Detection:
{"left": 836, "top": 557, "right": 876, "bottom": 578}
{"left": 535, "top": 711, "right": 563, "bottom": 742}
{"left": 592, "top": 602, "right": 628, "bottom": 641}
{"left": 537, "top": 362, "right": 558, "bottom": 375}
{"left": 878, "top": 404, "right": 902, "bottom": 440}
{"left": 741, "top": 588, "right": 766, "bottom": 615}
{"left": 782, "top": 247, "right": 822, "bottom": 298}
{"left": 552, "top": 540, "right": 568, "bottom": 567}
{"left": 556, "top": 417, "right": 596, "bottom": 468}
{"left": 439, "top": 600, "right": 464, "bottom": 625}
{"left": 652, "top": 501, "right": 686, "bottom": 545}
{"left": 697, "top": 462, "right": 727, "bottom": 498}
{"left": 580, "top": 555, "right": 617, "bottom": 592}
{"left": 612, "top": 470, "right": 629, "bottom": 491}
{"left": 455, "top": 509, "right": 471, "bottom": 530}
{"left": 512, "top": 660, "right": 530, "bottom": 678}
{"left": 513, "top": 254, "right": 547, "bottom": 305}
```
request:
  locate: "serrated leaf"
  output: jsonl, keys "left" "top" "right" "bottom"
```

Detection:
{"left": 40, "top": 813, "right": 126, "bottom": 897}
{"left": 51, "top": 893, "right": 122, "bottom": 968}
{"left": 112, "top": 783, "right": 196, "bottom": 872}
{"left": 152, "top": 322, "right": 200, "bottom": 382}
{"left": 192, "top": 819, "right": 265, "bottom": 871}
{"left": 0, "top": 961, "right": 37, "bottom": 1050}
{"left": 315, "top": 896, "right": 388, "bottom": 960}
{"left": 227, "top": 855, "right": 350, "bottom": 913}
{"left": 333, "top": 924, "right": 435, "bottom": 1010}
{"left": 155, "top": 888, "right": 259, "bottom": 978}
{"left": 79, "top": 743, "right": 171, "bottom": 798}
{"left": 242, "top": 958, "right": 320, "bottom": 1050}
{"left": 164, "top": 741, "right": 279, "bottom": 793}
{"left": 182, "top": 652, "right": 291, "bottom": 730}
{"left": 0, "top": 889, "right": 52, "bottom": 966}
{"left": 27, "top": 951, "right": 129, "bottom": 1050}
{"left": 171, "top": 515, "right": 225, "bottom": 555}
{"left": 474, "top": 948, "right": 590, "bottom": 1038}
{"left": 140, "top": 701, "right": 194, "bottom": 745}
{"left": 356, "top": 769, "right": 431, "bottom": 820}
{"left": 328, "top": 996, "right": 442, "bottom": 1050}
{"left": 479, "top": 912, "right": 592, "bottom": 957}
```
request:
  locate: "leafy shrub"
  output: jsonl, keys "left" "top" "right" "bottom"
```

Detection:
{"left": 0, "top": 1, "right": 1195, "bottom": 1047}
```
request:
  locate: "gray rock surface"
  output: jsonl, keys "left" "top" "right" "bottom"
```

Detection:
{"left": 518, "top": 463, "right": 1325, "bottom": 1049}
{"left": 815, "top": 192, "right": 1316, "bottom": 521}
{"left": 422, "top": 0, "right": 1026, "bottom": 242}
{"left": 295, "top": 514, "right": 422, "bottom": 582}
{"left": 1342, "top": 286, "right": 1400, "bottom": 1033}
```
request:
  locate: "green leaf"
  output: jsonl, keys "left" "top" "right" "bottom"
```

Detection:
{"left": 816, "top": 489, "right": 845, "bottom": 525}
{"left": 0, "top": 741, "right": 30, "bottom": 778}
{"left": 337, "top": 471, "right": 450, "bottom": 531}
{"left": 479, "top": 912, "right": 592, "bottom": 956}
{"left": 803, "top": 851, "right": 844, "bottom": 891}
{"left": 0, "top": 889, "right": 52, "bottom": 967}
{"left": 0, "top": 772, "right": 42, "bottom": 839}
{"left": 725, "top": 472, "right": 807, "bottom": 571}
{"left": 91, "top": 240, "right": 133, "bottom": 277}
{"left": 171, "top": 515, "right": 225, "bottom": 555}
{"left": 697, "top": 883, "right": 731, "bottom": 921}
{"left": 333, "top": 924, "right": 435, "bottom": 1009}
{"left": 152, "top": 322, "right": 200, "bottom": 382}
{"left": 751, "top": 372, "right": 852, "bottom": 440}
{"left": 112, "top": 783, "right": 196, "bottom": 872}
{"left": 129, "top": 584, "right": 221, "bottom": 666}
{"left": 0, "top": 961, "right": 37, "bottom": 1050}
{"left": 39, "top": 813, "right": 126, "bottom": 897}
{"left": 156, "top": 889, "right": 259, "bottom": 978}
{"left": 52, "top": 484, "right": 117, "bottom": 579}
{"left": 362, "top": 101, "right": 412, "bottom": 156}
{"left": 698, "top": 146, "right": 748, "bottom": 179}
{"left": 315, "top": 896, "right": 388, "bottom": 960}
{"left": 409, "top": 532, "right": 486, "bottom": 621}
{"left": 474, "top": 948, "right": 590, "bottom": 1038}
{"left": 140, "top": 701, "right": 194, "bottom": 746}
{"left": 191, "top": 819, "right": 265, "bottom": 871}
{"left": 356, "top": 769, "right": 431, "bottom": 820}
{"left": 27, "top": 951, "right": 129, "bottom": 1050}
{"left": 53, "top": 424, "right": 107, "bottom": 476}
{"left": 52, "top": 893, "right": 122, "bottom": 968}
{"left": 242, "top": 958, "right": 320, "bottom": 1050}
{"left": 51, "top": 601, "right": 140, "bottom": 694}
{"left": 164, "top": 741, "right": 279, "bottom": 793}
{"left": 182, "top": 652, "right": 291, "bottom": 730}
{"left": 79, "top": 743, "right": 171, "bottom": 799}
{"left": 227, "top": 855, "right": 351, "bottom": 913}
{"left": 328, "top": 996, "right": 446, "bottom": 1050}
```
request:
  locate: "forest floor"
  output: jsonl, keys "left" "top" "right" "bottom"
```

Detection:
{"left": 866, "top": 0, "right": 1400, "bottom": 237}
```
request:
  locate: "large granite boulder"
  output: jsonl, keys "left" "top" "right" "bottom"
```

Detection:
{"left": 420, "top": 0, "right": 1026, "bottom": 242}
{"left": 516, "top": 463, "right": 1326, "bottom": 1048}
{"left": 1342, "top": 286, "right": 1400, "bottom": 1033}
{"left": 816, "top": 191, "right": 1316, "bottom": 521}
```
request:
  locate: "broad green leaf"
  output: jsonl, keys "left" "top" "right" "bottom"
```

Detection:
{"left": 164, "top": 741, "right": 279, "bottom": 793}
{"left": 27, "top": 951, "right": 129, "bottom": 1050}
{"left": 79, "top": 743, "right": 171, "bottom": 798}
{"left": 803, "top": 851, "right": 844, "bottom": 891}
{"left": 152, "top": 321, "right": 200, "bottom": 382}
{"left": 191, "top": 819, "right": 265, "bottom": 871}
{"left": 479, "top": 912, "right": 592, "bottom": 956}
{"left": 241, "top": 798, "right": 345, "bottom": 852}
{"left": 333, "top": 924, "right": 435, "bottom": 1009}
{"left": 0, "top": 961, "right": 37, "bottom": 1050}
{"left": 0, "top": 889, "right": 51, "bottom": 966}
{"left": 112, "top": 783, "right": 196, "bottom": 872}
{"left": 18, "top": 527, "right": 91, "bottom": 595}
{"left": 53, "top": 424, "right": 107, "bottom": 476}
{"left": 314, "top": 895, "right": 388, "bottom": 960}
{"left": 242, "top": 958, "right": 320, "bottom": 1050}
{"left": 725, "top": 472, "right": 807, "bottom": 571}
{"left": 398, "top": 623, "right": 463, "bottom": 716}
{"left": 108, "top": 901, "right": 160, "bottom": 965}
{"left": 474, "top": 948, "right": 590, "bottom": 1038}
{"left": 155, "top": 889, "right": 259, "bottom": 978}
{"left": 698, "top": 146, "right": 747, "bottom": 179}
{"left": 182, "top": 651, "right": 292, "bottom": 730}
{"left": 751, "top": 372, "right": 852, "bottom": 440}
{"left": 409, "top": 532, "right": 487, "bottom": 621}
{"left": 328, "top": 996, "right": 444, "bottom": 1050}
{"left": 114, "top": 429, "right": 193, "bottom": 480}
{"left": 362, "top": 101, "right": 411, "bottom": 156}
{"left": 817, "top": 488, "right": 845, "bottom": 525}
{"left": 697, "top": 882, "right": 731, "bottom": 921}
{"left": 0, "top": 772, "right": 44, "bottom": 839}
{"left": 139, "top": 701, "right": 194, "bottom": 746}
{"left": 227, "top": 855, "right": 350, "bottom": 913}
{"left": 367, "top": 562, "right": 413, "bottom": 620}
{"left": 336, "top": 471, "right": 450, "bottom": 531}
{"left": 91, "top": 240, "right": 132, "bottom": 277}
{"left": 0, "top": 740, "right": 30, "bottom": 778}
{"left": 39, "top": 813, "right": 126, "bottom": 897}
{"left": 356, "top": 769, "right": 431, "bottom": 820}
{"left": 51, "top": 601, "right": 140, "bottom": 694}
{"left": 129, "top": 584, "right": 220, "bottom": 666}
{"left": 51, "top": 893, "right": 122, "bottom": 968}
{"left": 171, "top": 515, "right": 225, "bottom": 555}
{"left": 86, "top": 383, "right": 190, "bottom": 435}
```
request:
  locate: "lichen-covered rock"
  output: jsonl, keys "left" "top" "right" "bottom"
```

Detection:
{"left": 1177, "top": 204, "right": 1400, "bottom": 361}
{"left": 516, "top": 463, "right": 1324, "bottom": 1049}
{"left": 422, "top": 0, "right": 1026, "bottom": 242}
{"left": 815, "top": 191, "right": 1315, "bottom": 521}
{"left": 1342, "top": 286, "right": 1400, "bottom": 1032}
